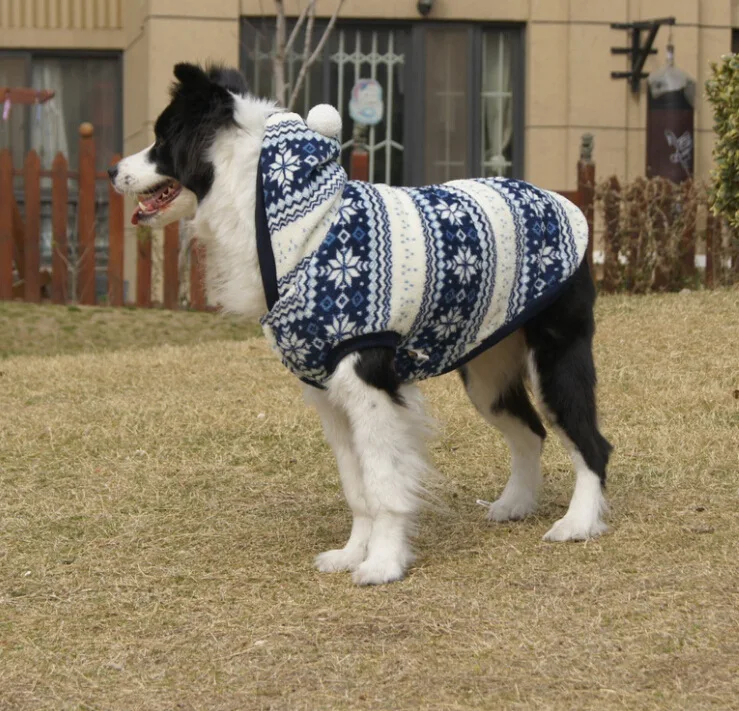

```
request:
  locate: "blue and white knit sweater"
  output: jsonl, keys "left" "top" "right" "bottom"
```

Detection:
{"left": 256, "top": 110, "right": 588, "bottom": 388}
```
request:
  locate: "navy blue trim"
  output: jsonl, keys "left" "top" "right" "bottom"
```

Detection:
{"left": 255, "top": 157, "right": 279, "bottom": 310}
{"left": 326, "top": 332, "right": 402, "bottom": 376}
{"left": 437, "top": 271, "right": 580, "bottom": 377}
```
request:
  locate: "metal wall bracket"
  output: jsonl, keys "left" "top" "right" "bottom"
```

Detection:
{"left": 610, "top": 17, "right": 675, "bottom": 93}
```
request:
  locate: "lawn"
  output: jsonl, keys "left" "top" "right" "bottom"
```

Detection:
{"left": 1, "top": 291, "right": 738, "bottom": 710}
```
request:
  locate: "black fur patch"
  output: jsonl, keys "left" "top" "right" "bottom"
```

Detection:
{"left": 149, "top": 63, "right": 248, "bottom": 202}
{"left": 353, "top": 348, "right": 404, "bottom": 406}
{"left": 524, "top": 261, "right": 612, "bottom": 484}
{"left": 493, "top": 380, "right": 547, "bottom": 440}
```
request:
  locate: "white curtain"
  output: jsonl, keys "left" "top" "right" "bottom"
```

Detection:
{"left": 483, "top": 32, "right": 513, "bottom": 177}
{"left": 30, "top": 62, "right": 69, "bottom": 169}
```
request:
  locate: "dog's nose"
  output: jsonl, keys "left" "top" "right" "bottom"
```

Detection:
{"left": 107, "top": 165, "right": 119, "bottom": 182}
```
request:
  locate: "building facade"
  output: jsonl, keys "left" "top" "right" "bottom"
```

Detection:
{"left": 1, "top": 0, "right": 737, "bottom": 295}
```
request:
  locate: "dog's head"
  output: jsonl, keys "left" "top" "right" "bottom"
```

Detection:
{"left": 109, "top": 63, "right": 249, "bottom": 227}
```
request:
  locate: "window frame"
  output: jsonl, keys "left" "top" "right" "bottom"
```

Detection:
{"left": 239, "top": 18, "right": 525, "bottom": 185}
{"left": 0, "top": 48, "right": 123, "bottom": 160}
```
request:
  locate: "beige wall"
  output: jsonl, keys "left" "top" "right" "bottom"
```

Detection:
{"left": 527, "top": 0, "right": 732, "bottom": 190}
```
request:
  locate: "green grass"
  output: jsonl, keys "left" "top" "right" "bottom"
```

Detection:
{"left": 0, "top": 301, "right": 261, "bottom": 359}
{"left": 0, "top": 291, "right": 738, "bottom": 710}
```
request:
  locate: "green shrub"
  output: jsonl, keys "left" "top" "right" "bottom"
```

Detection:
{"left": 706, "top": 53, "right": 739, "bottom": 229}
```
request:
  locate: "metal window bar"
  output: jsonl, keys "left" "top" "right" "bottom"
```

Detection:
{"left": 332, "top": 29, "right": 404, "bottom": 184}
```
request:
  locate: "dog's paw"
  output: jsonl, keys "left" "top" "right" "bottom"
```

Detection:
{"left": 543, "top": 515, "right": 607, "bottom": 542}
{"left": 486, "top": 492, "right": 537, "bottom": 522}
{"left": 314, "top": 547, "right": 364, "bottom": 573}
{"left": 352, "top": 557, "right": 406, "bottom": 586}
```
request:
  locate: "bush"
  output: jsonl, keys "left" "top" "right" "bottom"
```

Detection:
{"left": 706, "top": 54, "right": 739, "bottom": 230}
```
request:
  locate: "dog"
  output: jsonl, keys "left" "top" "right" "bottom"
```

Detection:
{"left": 110, "top": 63, "right": 612, "bottom": 586}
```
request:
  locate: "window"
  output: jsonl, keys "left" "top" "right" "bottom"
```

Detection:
{"left": 0, "top": 51, "right": 122, "bottom": 291}
{"left": 240, "top": 20, "right": 523, "bottom": 186}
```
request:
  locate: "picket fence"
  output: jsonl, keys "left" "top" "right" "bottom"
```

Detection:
{"left": 0, "top": 122, "right": 206, "bottom": 309}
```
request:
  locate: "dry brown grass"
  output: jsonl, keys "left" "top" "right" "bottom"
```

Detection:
{"left": 1, "top": 292, "right": 738, "bottom": 711}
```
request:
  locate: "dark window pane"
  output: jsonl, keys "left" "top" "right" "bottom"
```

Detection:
{"left": 423, "top": 28, "right": 470, "bottom": 184}
{"left": 0, "top": 57, "right": 28, "bottom": 167}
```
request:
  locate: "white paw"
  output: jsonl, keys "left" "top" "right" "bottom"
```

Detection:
{"left": 314, "top": 547, "right": 365, "bottom": 573}
{"left": 352, "top": 556, "right": 407, "bottom": 586}
{"left": 543, "top": 515, "right": 608, "bottom": 542}
{"left": 487, "top": 492, "right": 538, "bottom": 522}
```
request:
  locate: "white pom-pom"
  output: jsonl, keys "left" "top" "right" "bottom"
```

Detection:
{"left": 306, "top": 104, "right": 342, "bottom": 137}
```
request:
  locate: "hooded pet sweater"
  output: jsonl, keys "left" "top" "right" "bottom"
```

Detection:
{"left": 256, "top": 109, "right": 588, "bottom": 388}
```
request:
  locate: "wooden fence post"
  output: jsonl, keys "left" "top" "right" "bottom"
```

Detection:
{"left": 602, "top": 176, "right": 621, "bottom": 293}
{"left": 190, "top": 238, "right": 206, "bottom": 310}
{"left": 12, "top": 200, "right": 26, "bottom": 282}
{"left": 78, "top": 122, "right": 96, "bottom": 305}
{"left": 51, "top": 153, "right": 69, "bottom": 304}
{"left": 163, "top": 221, "right": 179, "bottom": 310}
{"left": 23, "top": 150, "right": 41, "bottom": 302}
{"left": 136, "top": 226, "right": 152, "bottom": 308}
{"left": 0, "top": 149, "right": 13, "bottom": 299}
{"left": 577, "top": 133, "right": 595, "bottom": 276}
{"left": 107, "top": 154, "right": 124, "bottom": 306}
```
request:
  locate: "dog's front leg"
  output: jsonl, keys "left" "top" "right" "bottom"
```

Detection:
{"left": 327, "top": 352, "right": 429, "bottom": 586}
{"left": 304, "top": 385, "right": 372, "bottom": 573}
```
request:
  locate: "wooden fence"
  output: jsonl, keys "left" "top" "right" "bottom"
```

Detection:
{"left": 9, "top": 123, "right": 731, "bottom": 309}
{"left": 0, "top": 122, "right": 207, "bottom": 309}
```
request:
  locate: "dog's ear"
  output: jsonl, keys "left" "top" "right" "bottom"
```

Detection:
{"left": 173, "top": 62, "right": 210, "bottom": 88}
{"left": 207, "top": 65, "right": 249, "bottom": 97}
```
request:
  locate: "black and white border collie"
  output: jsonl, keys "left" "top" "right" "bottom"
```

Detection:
{"left": 110, "top": 64, "right": 612, "bottom": 586}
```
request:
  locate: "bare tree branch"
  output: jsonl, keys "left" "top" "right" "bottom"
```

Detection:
{"left": 287, "top": 0, "right": 345, "bottom": 110}
{"left": 284, "top": 0, "right": 313, "bottom": 56}
{"left": 273, "top": 0, "right": 287, "bottom": 106}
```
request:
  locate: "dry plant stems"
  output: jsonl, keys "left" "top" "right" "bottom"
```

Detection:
{"left": 595, "top": 176, "right": 738, "bottom": 292}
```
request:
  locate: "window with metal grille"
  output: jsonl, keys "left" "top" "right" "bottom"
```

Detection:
{"left": 0, "top": 51, "right": 122, "bottom": 296}
{"left": 241, "top": 20, "right": 524, "bottom": 186}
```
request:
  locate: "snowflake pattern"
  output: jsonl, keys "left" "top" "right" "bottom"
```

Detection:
{"left": 536, "top": 243, "right": 558, "bottom": 271}
{"left": 325, "top": 247, "right": 362, "bottom": 289}
{"left": 276, "top": 331, "right": 310, "bottom": 366}
{"left": 432, "top": 307, "right": 464, "bottom": 340}
{"left": 325, "top": 313, "right": 357, "bottom": 340}
{"left": 337, "top": 197, "right": 357, "bottom": 223}
{"left": 450, "top": 246, "right": 479, "bottom": 284}
{"left": 437, "top": 199, "right": 466, "bottom": 225}
{"left": 268, "top": 146, "right": 301, "bottom": 188}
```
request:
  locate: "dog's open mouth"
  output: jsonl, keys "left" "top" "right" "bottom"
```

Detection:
{"left": 132, "top": 180, "right": 182, "bottom": 225}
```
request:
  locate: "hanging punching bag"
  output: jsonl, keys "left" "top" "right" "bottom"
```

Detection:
{"left": 646, "top": 44, "right": 695, "bottom": 182}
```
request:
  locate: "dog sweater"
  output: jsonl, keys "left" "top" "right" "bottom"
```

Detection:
{"left": 255, "top": 109, "right": 589, "bottom": 388}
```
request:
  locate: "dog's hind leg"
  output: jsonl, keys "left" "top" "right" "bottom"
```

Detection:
{"left": 524, "top": 262, "right": 612, "bottom": 541}
{"left": 327, "top": 349, "right": 431, "bottom": 586}
{"left": 461, "top": 331, "right": 546, "bottom": 522}
{"left": 304, "top": 386, "right": 372, "bottom": 573}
